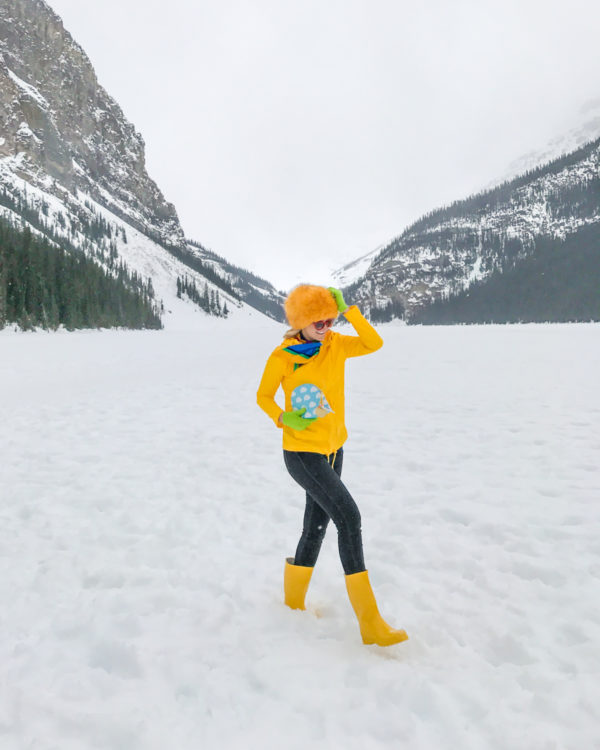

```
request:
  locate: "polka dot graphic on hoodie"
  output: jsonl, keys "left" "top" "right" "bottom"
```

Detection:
{"left": 291, "top": 384, "right": 334, "bottom": 419}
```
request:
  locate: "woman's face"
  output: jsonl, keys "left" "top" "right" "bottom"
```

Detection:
{"left": 301, "top": 318, "right": 335, "bottom": 342}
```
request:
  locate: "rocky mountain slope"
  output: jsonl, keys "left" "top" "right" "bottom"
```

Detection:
{"left": 341, "top": 136, "right": 600, "bottom": 321}
{"left": 0, "top": 0, "right": 284, "bottom": 324}
{"left": 182, "top": 239, "right": 285, "bottom": 322}
{"left": 1, "top": 0, "right": 182, "bottom": 246}
{"left": 334, "top": 100, "right": 600, "bottom": 295}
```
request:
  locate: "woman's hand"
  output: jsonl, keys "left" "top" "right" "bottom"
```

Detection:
{"left": 279, "top": 408, "right": 317, "bottom": 430}
{"left": 328, "top": 287, "right": 349, "bottom": 313}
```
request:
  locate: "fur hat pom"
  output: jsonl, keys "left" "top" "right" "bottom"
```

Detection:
{"left": 284, "top": 284, "right": 339, "bottom": 330}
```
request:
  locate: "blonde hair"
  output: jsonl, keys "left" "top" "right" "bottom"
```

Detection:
{"left": 284, "top": 327, "right": 301, "bottom": 339}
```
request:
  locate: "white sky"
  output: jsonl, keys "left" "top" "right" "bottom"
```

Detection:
{"left": 47, "top": 0, "right": 600, "bottom": 290}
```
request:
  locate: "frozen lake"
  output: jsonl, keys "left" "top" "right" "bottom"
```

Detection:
{"left": 1, "top": 319, "right": 599, "bottom": 749}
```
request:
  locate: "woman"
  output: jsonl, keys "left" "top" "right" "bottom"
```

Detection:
{"left": 257, "top": 284, "right": 408, "bottom": 647}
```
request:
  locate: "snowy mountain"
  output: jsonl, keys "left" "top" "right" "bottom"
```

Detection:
{"left": 489, "top": 97, "right": 600, "bottom": 189}
{"left": 331, "top": 246, "right": 383, "bottom": 289}
{"left": 341, "top": 136, "right": 600, "bottom": 321}
{"left": 1, "top": 0, "right": 182, "bottom": 246}
{"left": 0, "top": 0, "right": 284, "bottom": 326}
{"left": 334, "top": 100, "right": 600, "bottom": 298}
{"left": 184, "top": 240, "right": 285, "bottom": 322}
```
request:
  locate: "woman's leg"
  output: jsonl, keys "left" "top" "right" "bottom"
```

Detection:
{"left": 284, "top": 449, "right": 365, "bottom": 575}
{"left": 293, "top": 448, "right": 344, "bottom": 566}
{"left": 293, "top": 495, "right": 330, "bottom": 567}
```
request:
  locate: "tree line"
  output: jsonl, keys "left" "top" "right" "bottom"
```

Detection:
{"left": 410, "top": 223, "right": 600, "bottom": 325}
{"left": 0, "top": 217, "right": 162, "bottom": 330}
{"left": 176, "top": 275, "right": 229, "bottom": 317}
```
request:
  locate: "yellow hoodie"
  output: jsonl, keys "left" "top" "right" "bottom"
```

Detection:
{"left": 257, "top": 306, "right": 383, "bottom": 454}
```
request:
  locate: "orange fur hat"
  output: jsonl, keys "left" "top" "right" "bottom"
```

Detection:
{"left": 284, "top": 284, "right": 339, "bottom": 330}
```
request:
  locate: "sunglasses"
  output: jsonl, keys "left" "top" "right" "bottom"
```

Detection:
{"left": 313, "top": 318, "right": 335, "bottom": 331}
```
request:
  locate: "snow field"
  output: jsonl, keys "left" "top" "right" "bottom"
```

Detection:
{"left": 1, "top": 320, "right": 599, "bottom": 749}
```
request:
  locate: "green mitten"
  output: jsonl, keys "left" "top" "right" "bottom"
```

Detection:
{"left": 328, "top": 287, "right": 349, "bottom": 313}
{"left": 280, "top": 408, "right": 316, "bottom": 430}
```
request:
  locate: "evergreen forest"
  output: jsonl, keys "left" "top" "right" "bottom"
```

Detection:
{"left": 411, "top": 223, "right": 600, "bottom": 324}
{"left": 0, "top": 216, "right": 163, "bottom": 330}
{"left": 176, "top": 274, "right": 229, "bottom": 317}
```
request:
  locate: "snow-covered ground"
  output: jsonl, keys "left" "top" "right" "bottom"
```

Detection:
{"left": 1, "top": 319, "right": 599, "bottom": 750}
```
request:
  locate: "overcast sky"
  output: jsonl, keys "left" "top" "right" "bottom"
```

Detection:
{"left": 48, "top": 0, "right": 600, "bottom": 290}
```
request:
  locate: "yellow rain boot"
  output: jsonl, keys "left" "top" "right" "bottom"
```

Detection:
{"left": 345, "top": 570, "right": 409, "bottom": 646}
{"left": 284, "top": 557, "right": 314, "bottom": 610}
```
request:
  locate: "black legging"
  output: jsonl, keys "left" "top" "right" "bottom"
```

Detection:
{"left": 283, "top": 448, "right": 366, "bottom": 575}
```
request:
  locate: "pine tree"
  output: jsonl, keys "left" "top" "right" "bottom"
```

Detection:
{"left": 0, "top": 215, "right": 163, "bottom": 331}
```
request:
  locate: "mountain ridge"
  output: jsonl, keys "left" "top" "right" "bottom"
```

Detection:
{"left": 0, "top": 0, "right": 285, "bottom": 325}
{"left": 333, "top": 100, "right": 600, "bottom": 293}
{"left": 340, "top": 132, "right": 600, "bottom": 322}
{"left": 0, "top": 0, "right": 183, "bottom": 246}
{"left": 2, "top": 0, "right": 596, "bottom": 329}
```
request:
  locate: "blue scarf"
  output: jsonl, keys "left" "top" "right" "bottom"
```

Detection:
{"left": 283, "top": 341, "right": 322, "bottom": 359}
